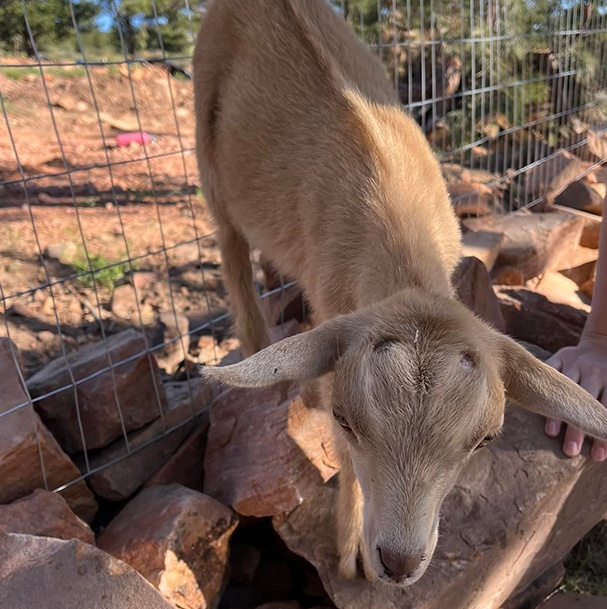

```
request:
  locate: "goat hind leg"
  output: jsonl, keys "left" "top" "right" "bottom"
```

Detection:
{"left": 218, "top": 223, "right": 270, "bottom": 357}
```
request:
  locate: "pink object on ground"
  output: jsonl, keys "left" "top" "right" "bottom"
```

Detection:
{"left": 115, "top": 132, "right": 155, "bottom": 147}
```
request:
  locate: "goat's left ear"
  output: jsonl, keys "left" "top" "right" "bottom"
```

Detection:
{"left": 200, "top": 314, "right": 356, "bottom": 388}
{"left": 499, "top": 335, "right": 607, "bottom": 440}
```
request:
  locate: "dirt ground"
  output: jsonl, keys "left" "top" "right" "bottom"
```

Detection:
{"left": 0, "top": 59, "right": 239, "bottom": 376}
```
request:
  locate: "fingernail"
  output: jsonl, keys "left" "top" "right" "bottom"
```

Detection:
{"left": 564, "top": 441, "right": 579, "bottom": 457}
{"left": 593, "top": 448, "right": 606, "bottom": 462}
{"left": 546, "top": 421, "right": 559, "bottom": 436}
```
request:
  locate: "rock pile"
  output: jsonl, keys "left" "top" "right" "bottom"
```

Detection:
{"left": 0, "top": 205, "right": 604, "bottom": 608}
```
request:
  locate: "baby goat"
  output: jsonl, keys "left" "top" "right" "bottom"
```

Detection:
{"left": 193, "top": 0, "right": 607, "bottom": 586}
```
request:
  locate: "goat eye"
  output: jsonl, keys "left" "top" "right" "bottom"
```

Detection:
{"left": 474, "top": 434, "right": 494, "bottom": 451}
{"left": 374, "top": 340, "right": 396, "bottom": 353}
{"left": 460, "top": 352, "right": 476, "bottom": 370}
{"left": 333, "top": 410, "right": 353, "bottom": 433}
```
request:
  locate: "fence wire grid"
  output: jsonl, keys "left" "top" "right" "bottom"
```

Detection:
{"left": 0, "top": 0, "right": 606, "bottom": 506}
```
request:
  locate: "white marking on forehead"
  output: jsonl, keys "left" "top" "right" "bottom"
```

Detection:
{"left": 414, "top": 327, "right": 421, "bottom": 344}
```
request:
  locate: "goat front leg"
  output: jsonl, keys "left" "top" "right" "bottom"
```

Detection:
{"left": 337, "top": 443, "right": 365, "bottom": 580}
{"left": 218, "top": 223, "right": 270, "bottom": 357}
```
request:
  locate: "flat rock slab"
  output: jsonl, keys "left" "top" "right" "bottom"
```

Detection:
{"left": 464, "top": 212, "right": 584, "bottom": 281}
{"left": 27, "top": 328, "right": 166, "bottom": 453}
{"left": 84, "top": 377, "right": 212, "bottom": 501}
{"left": 0, "top": 489, "right": 93, "bottom": 544}
{"left": 98, "top": 484, "right": 238, "bottom": 609}
{"left": 204, "top": 385, "right": 339, "bottom": 517}
{"left": 0, "top": 533, "right": 175, "bottom": 609}
{"left": 0, "top": 339, "right": 97, "bottom": 523}
{"left": 496, "top": 287, "right": 587, "bottom": 352}
{"left": 540, "top": 593, "right": 607, "bottom": 609}
{"left": 523, "top": 149, "right": 592, "bottom": 205}
{"left": 273, "top": 407, "right": 607, "bottom": 609}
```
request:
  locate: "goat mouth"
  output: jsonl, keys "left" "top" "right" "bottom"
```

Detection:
{"left": 373, "top": 548, "right": 428, "bottom": 587}
{"left": 376, "top": 571, "right": 424, "bottom": 587}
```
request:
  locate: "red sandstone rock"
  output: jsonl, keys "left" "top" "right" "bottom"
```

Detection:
{"left": 98, "top": 484, "right": 238, "bottom": 609}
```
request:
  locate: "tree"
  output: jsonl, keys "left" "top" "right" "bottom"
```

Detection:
{"left": 0, "top": 0, "right": 99, "bottom": 56}
{"left": 102, "top": 0, "right": 206, "bottom": 55}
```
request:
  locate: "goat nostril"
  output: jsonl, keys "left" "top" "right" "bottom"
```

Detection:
{"left": 378, "top": 547, "right": 394, "bottom": 578}
{"left": 378, "top": 546, "right": 423, "bottom": 581}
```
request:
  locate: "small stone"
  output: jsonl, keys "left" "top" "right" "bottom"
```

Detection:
{"left": 7, "top": 302, "right": 36, "bottom": 319}
{"left": 129, "top": 271, "right": 157, "bottom": 291}
{"left": 152, "top": 311, "right": 191, "bottom": 375}
{"left": 197, "top": 335, "right": 234, "bottom": 366}
{"left": 0, "top": 534, "right": 175, "bottom": 609}
{"left": 110, "top": 284, "right": 141, "bottom": 322}
{"left": 0, "top": 489, "right": 94, "bottom": 544}
{"left": 98, "top": 484, "right": 238, "bottom": 609}
{"left": 41, "top": 296, "right": 55, "bottom": 317}
{"left": 27, "top": 329, "right": 166, "bottom": 453}
{"left": 45, "top": 242, "right": 78, "bottom": 265}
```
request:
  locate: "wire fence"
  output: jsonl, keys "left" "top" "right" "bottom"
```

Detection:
{"left": 0, "top": 0, "right": 606, "bottom": 510}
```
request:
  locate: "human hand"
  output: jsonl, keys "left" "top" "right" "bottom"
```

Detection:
{"left": 544, "top": 335, "right": 607, "bottom": 461}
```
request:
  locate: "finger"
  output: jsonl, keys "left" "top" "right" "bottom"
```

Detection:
{"left": 563, "top": 426, "right": 585, "bottom": 457}
{"left": 579, "top": 374, "right": 602, "bottom": 401}
{"left": 561, "top": 364, "right": 581, "bottom": 385}
{"left": 544, "top": 418, "right": 562, "bottom": 437}
{"left": 545, "top": 353, "right": 563, "bottom": 372}
{"left": 591, "top": 439, "right": 607, "bottom": 462}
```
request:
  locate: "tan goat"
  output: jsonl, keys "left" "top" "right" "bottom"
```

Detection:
{"left": 193, "top": 0, "right": 607, "bottom": 586}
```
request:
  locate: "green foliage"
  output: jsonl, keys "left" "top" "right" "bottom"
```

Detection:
{"left": 329, "top": 0, "right": 607, "bottom": 156}
{"left": 1, "top": 65, "right": 87, "bottom": 79}
{"left": 71, "top": 252, "right": 132, "bottom": 290}
{"left": 0, "top": 0, "right": 99, "bottom": 56}
{"left": 563, "top": 521, "right": 607, "bottom": 596}
{"left": 0, "top": 0, "right": 206, "bottom": 57}
{"left": 102, "top": 0, "right": 205, "bottom": 55}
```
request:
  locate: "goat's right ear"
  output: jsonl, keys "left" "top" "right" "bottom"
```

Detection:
{"left": 200, "top": 315, "right": 354, "bottom": 388}
{"left": 498, "top": 334, "right": 607, "bottom": 440}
